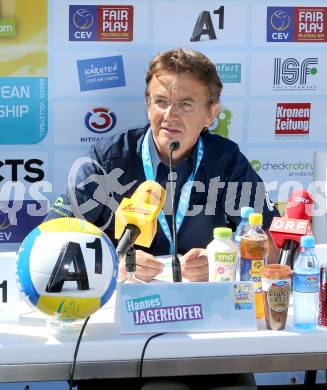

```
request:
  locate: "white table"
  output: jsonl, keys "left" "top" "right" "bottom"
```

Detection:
{"left": 0, "top": 294, "right": 327, "bottom": 383}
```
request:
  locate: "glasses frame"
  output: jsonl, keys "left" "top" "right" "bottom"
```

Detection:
{"left": 147, "top": 95, "right": 211, "bottom": 115}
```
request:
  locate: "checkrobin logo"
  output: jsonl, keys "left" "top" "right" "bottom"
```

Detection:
{"left": 250, "top": 160, "right": 261, "bottom": 172}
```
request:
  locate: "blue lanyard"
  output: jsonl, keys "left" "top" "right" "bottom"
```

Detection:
{"left": 141, "top": 128, "right": 204, "bottom": 254}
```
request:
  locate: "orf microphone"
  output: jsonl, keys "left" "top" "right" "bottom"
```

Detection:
{"left": 269, "top": 190, "right": 313, "bottom": 268}
{"left": 169, "top": 140, "right": 182, "bottom": 282}
{"left": 115, "top": 180, "right": 166, "bottom": 260}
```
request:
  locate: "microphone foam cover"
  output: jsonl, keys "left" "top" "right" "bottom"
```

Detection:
{"left": 285, "top": 189, "right": 314, "bottom": 221}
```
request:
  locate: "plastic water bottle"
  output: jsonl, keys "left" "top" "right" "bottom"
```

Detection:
{"left": 235, "top": 207, "right": 254, "bottom": 243}
{"left": 293, "top": 235, "right": 320, "bottom": 330}
{"left": 235, "top": 207, "right": 254, "bottom": 280}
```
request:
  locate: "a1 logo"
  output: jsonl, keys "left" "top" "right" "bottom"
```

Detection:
{"left": 0, "top": 252, "right": 19, "bottom": 322}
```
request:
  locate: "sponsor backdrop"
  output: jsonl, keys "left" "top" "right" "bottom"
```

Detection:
{"left": 0, "top": 0, "right": 326, "bottom": 249}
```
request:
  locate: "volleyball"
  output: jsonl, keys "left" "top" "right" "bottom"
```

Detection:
{"left": 17, "top": 218, "right": 118, "bottom": 321}
{"left": 271, "top": 10, "right": 290, "bottom": 31}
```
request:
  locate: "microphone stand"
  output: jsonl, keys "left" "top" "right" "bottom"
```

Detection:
{"left": 121, "top": 246, "right": 145, "bottom": 284}
{"left": 116, "top": 224, "right": 141, "bottom": 262}
{"left": 278, "top": 240, "right": 299, "bottom": 269}
{"left": 169, "top": 142, "right": 182, "bottom": 282}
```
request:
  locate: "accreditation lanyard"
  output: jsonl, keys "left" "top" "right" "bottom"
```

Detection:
{"left": 141, "top": 128, "right": 204, "bottom": 254}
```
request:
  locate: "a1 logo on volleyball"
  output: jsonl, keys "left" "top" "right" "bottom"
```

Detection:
{"left": 0, "top": 253, "right": 19, "bottom": 322}
{"left": 84, "top": 107, "right": 117, "bottom": 133}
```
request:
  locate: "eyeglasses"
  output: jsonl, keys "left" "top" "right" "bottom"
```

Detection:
{"left": 147, "top": 96, "right": 210, "bottom": 115}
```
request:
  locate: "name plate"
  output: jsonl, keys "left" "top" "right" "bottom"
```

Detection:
{"left": 118, "top": 281, "right": 256, "bottom": 334}
{"left": 0, "top": 252, "right": 19, "bottom": 322}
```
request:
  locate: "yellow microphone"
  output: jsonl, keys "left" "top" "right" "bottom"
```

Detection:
{"left": 115, "top": 180, "right": 166, "bottom": 259}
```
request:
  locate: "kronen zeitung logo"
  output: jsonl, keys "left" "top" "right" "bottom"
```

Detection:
{"left": 275, "top": 103, "right": 311, "bottom": 135}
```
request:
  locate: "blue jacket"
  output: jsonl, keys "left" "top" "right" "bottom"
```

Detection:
{"left": 46, "top": 125, "right": 279, "bottom": 255}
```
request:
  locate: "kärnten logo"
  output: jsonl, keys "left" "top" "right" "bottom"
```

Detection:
{"left": 84, "top": 107, "right": 117, "bottom": 133}
{"left": 77, "top": 55, "right": 126, "bottom": 92}
{"left": 273, "top": 57, "right": 318, "bottom": 91}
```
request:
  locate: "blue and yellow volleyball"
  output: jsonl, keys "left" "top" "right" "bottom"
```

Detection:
{"left": 17, "top": 218, "right": 118, "bottom": 321}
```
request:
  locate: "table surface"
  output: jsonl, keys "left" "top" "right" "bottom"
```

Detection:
{"left": 0, "top": 292, "right": 327, "bottom": 383}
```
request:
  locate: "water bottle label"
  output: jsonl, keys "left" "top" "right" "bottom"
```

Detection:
{"left": 293, "top": 273, "right": 319, "bottom": 293}
{"left": 240, "top": 258, "right": 264, "bottom": 293}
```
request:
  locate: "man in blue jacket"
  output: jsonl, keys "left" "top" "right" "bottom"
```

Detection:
{"left": 47, "top": 48, "right": 278, "bottom": 284}
{"left": 47, "top": 48, "right": 279, "bottom": 390}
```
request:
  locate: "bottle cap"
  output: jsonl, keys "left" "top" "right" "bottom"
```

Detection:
{"left": 240, "top": 206, "right": 254, "bottom": 219}
{"left": 248, "top": 213, "right": 263, "bottom": 225}
{"left": 262, "top": 264, "right": 292, "bottom": 279}
{"left": 300, "top": 235, "right": 315, "bottom": 248}
{"left": 213, "top": 227, "right": 232, "bottom": 239}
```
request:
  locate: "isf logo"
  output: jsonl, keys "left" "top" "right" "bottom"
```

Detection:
{"left": 273, "top": 57, "right": 318, "bottom": 90}
{"left": 84, "top": 107, "right": 117, "bottom": 133}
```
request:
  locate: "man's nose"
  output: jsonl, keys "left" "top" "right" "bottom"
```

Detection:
{"left": 163, "top": 102, "right": 179, "bottom": 119}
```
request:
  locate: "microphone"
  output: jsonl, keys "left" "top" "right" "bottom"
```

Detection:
{"left": 269, "top": 190, "right": 313, "bottom": 268}
{"left": 115, "top": 180, "right": 166, "bottom": 260}
{"left": 169, "top": 140, "right": 182, "bottom": 282}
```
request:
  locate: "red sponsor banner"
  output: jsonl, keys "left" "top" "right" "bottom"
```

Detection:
{"left": 275, "top": 102, "right": 311, "bottom": 135}
{"left": 98, "top": 5, "right": 133, "bottom": 41}
{"left": 295, "top": 7, "right": 327, "bottom": 42}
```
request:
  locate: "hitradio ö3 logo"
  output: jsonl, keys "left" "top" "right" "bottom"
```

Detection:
{"left": 271, "top": 10, "right": 291, "bottom": 31}
{"left": 73, "top": 8, "right": 94, "bottom": 30}
{"left": 84, "top": 107, "right": 117, "bottom": 133}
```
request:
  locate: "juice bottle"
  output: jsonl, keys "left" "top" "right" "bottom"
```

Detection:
{"left": 240, "top": 213, "right": 269, "bottom": 319}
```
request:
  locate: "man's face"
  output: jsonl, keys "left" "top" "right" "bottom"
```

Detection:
{"left": 147, "top": 71, "right": 219, "bottom": 162}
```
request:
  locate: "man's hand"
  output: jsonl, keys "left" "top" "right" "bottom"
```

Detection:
{"left": 118, "top": 249, "right": 164, "bottom": 282}
{"left": 181, "top": 248, "right": 208, "bottom": 282}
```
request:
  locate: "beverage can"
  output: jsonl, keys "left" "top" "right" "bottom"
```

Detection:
{"left": 319, "top": 264, "right": 327, "bottom": 327}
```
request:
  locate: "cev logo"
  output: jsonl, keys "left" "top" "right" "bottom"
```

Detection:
{"left": 0, "top": 206, "right": 10, "bottom": 230}
{"left": 271, "top": 10, "right": 291, "bottom": 31}
{"left": 84, "top": 107, "right": 117, "bottom": 134}
{"left": 73, "top": 9, "right": 94, "bottom": 30}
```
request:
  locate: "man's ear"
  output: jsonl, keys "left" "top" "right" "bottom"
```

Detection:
{"left": 205, "top": 103, "right": 220, "bottom": 128}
